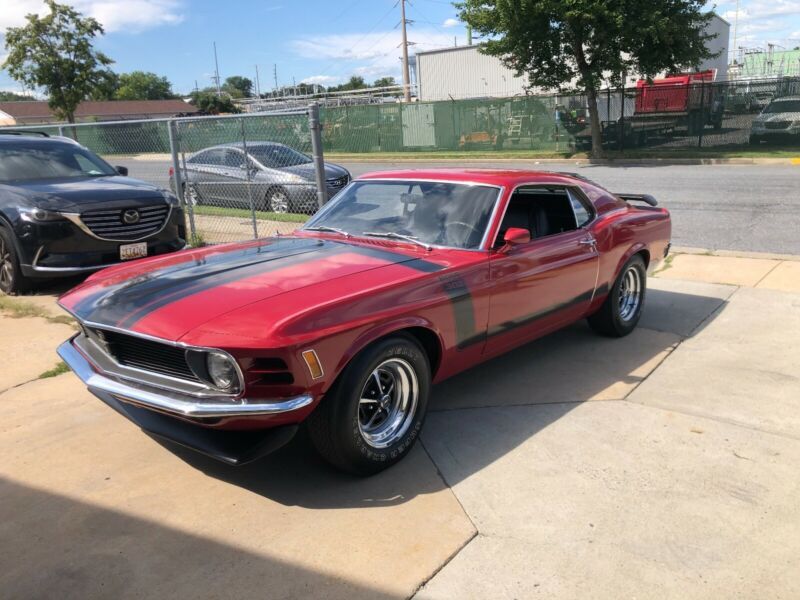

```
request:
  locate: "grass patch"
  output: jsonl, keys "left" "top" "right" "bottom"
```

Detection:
{"left": 654, "top": 253, "right": 676, "bottom": 275}
{"left": 192, "top": 205, "right": 308, "bottom": 223}
{"left": 39, "top": 361, "right": 70, "bottom": 379}
{"left": 0, "top": 295, "right": 75, "bottom": 327}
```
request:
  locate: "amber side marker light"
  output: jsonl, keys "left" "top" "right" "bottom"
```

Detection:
{"left": 302, "top": 349, "right": 324, "bottom": 379}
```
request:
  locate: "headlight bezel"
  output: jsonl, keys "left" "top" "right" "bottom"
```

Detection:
{"left": 19, "top": 207, "right": 65, "bottom": 223}
{"left": 185, "top": 348, "right": 243, "bottom": 394}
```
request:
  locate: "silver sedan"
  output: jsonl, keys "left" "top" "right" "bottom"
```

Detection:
{"left": 174, "top": 142, "right": 351, "bottom": 213}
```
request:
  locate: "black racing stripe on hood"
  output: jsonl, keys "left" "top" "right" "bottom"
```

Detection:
{"left": 71, "top": 237, "right": 322, "bottom": 321}
{"left": 74, "top": 238, "right": 444, "bottom": 330}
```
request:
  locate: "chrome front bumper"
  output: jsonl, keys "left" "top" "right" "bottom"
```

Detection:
{"left": 58, "top": 338, "right": 314, "bottom": 419}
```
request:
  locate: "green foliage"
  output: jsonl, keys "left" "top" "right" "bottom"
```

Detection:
{"left": 373, "top": 76, "right": 397, "bottom": 88}
{"left": 328, "top": 76, "right": 368, "bottom": 93}
{"left": 0, "top": 91, "right": 35, "bottom": 101}
{"left": 39, "top": 362, "right": 70, "bottom": 379}
{"left": 223, "top": 76, "right": 253, "bottom": 98}
{"left": 189, "top": 90, "right": 241, "bottom": 114}
{"left": 115, "top": 71, "right": 174, "bottom": 100}
{"left": 2, "top": 0, "right": 114, "bottom": 123}
{"left": 458, "top": 0, "right": 716, "bottom": 156}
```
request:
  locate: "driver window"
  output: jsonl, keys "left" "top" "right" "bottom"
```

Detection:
{"left": 495, "top": 186, "right": 580, "bottom": 247}
{"left": 222, "top": 149, "right": 244, "bottom": 168}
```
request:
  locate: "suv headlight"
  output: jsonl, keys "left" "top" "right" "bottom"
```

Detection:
{"left": 19, "top": 207, "right": 64, "bottom": 222}
{"left": 206, "top": 351, "right": 240, "bottom": 391}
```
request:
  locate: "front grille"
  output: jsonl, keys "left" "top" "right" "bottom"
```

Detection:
{"left": 90, "top": 328, "right": 199, "bottom": 383}
{"left": 80, "top": 204, "right": 169, "bottom": 241}
{"left": 326, "top": 175, "right": 349, "bottom": 189}
{"left": 764, "top": 121, "right": 791, "bottom": 130}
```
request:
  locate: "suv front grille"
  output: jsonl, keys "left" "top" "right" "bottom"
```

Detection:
{"left": 80, "top": 204, "right": 169, "bottom": 241}
{"left": 89, "top": 328, "right": 199, "bottom": 383}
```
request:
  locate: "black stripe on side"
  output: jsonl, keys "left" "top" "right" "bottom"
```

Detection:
{"left": 457, "top": 288, "right": 596, "bottom": 349}
{"left": 440, "top": 276, "right": 479, "bottom": 348}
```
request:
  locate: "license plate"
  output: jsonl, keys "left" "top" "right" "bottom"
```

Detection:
{"left": 120, "top": 242, "right": 148, "bottom": 261}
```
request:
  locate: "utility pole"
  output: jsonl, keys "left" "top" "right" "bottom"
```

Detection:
{"left": 213, "top": 42, "right": 221, "bottom": 96}
{"left": 273, "top": 64, "right": 278, "bottom": 96}
{"left": 255, "top": 65, "right": 261, "bottom": 97}
{"left": 731, "top": 0, "right": 740, "bottom": 65}
{"left": 400, "top": 0, "right": 412, "bottom": 102}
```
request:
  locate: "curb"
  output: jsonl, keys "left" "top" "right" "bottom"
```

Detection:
{"left": 671, "top": 246, "right": 800, "bottom": 262}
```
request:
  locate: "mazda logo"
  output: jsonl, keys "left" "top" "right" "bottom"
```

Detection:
{"left": 122, "top": 209, "right": 140, "bottom": 225}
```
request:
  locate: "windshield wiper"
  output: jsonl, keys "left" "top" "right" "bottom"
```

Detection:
{"left": 363, "top": 231, "right": 432, "bottom": 250}
{"left": 304, "top": 225, "right": 350, "bottom": 237}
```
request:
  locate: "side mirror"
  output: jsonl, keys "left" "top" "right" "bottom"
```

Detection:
{"left": 502, "top": 227, "right": 531, "bottom": 248}
{"left": 115, "top": 165, "right": 129, "bottom": 176}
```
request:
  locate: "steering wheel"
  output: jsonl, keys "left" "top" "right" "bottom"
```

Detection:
{"left": 444, "top": 221, "right": 481, "bottom": 246}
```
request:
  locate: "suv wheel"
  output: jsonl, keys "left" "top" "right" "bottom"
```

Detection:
{"left": 0, "top": 227, "right": 31, "bottom": 296}
{"left": 307, "top": 335, "right": 431, "bottom": 475}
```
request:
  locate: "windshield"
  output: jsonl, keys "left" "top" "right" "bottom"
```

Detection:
{"left": 248, "top": 145, "right": 312, "bottom": 169}
{"left": 304, "top": 180, "right": 500, "bottom": 249}
{"left": 0, "top": 143, "right": 117, "bottom": 183}
{"left": 764, "top": 100, "right": 800, "bottom": 113}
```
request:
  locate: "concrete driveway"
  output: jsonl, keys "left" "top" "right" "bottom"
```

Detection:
{"left": 1, "top": 251, "right": 799, "bottom": 599}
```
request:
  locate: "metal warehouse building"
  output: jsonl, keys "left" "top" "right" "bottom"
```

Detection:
{"left": 415, "top": 14, "right": 730, "bottom": 101}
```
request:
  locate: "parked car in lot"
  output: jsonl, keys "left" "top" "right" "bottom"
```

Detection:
{"left": 58, "top": 169, "right": 671, "bottom": 474}
{"left": 173, "top": 142, "right": 350, "bottom": 214}
{"left": 0, "top": 132, "right": 186, "bottom": 295}
{"left": 749, "top": 96, "right": 800, "bottom": 144}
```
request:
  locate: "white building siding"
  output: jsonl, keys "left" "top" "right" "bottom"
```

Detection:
{"left": 416, "top": 14, "right": 730, "bottom": 101}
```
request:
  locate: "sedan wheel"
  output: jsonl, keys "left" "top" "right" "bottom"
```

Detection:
{"left": 267, "top": 188, "right": 290, "bottom": 214}
{"left": 183, "top": 183, "right": 202, "bottom": 206}
{"left": 308, "top": 335, "right": 430, "bottom": 475}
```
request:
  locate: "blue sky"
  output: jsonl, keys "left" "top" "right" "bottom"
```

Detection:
{"left": 1, "top": 0, "right": 799, "bottom": 96}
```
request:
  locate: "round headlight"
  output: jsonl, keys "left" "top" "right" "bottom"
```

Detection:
{"left": 206, "top": 351, "right": 238, "bottom": 391}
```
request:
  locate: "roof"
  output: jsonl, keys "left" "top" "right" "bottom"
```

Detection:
{"left": 0, "top": 99, "right": 198, "bottom": 120}
{"left": 357, "top": 168, "right": 586, "bottom": 187}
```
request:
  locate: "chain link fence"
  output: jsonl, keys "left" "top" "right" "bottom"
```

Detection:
{"left": 319, "top": 76, "right": 800, "bottom": 154}
{"left": 3, "top": 107, "right": 335, "bottom": 245}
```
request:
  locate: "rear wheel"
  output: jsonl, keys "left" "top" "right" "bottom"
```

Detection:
{"left": 307, "top": 335, "right": 431, "bottom": 475}
{"left": 588, "top": 255, "right": 646, "bottom": 337}
{"left": 183, "top": 183, "right": 203, "bottom": 206}
{"left": 0, "top": 227, "right": 31, "bottom": 296}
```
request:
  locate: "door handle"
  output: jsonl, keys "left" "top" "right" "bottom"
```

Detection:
{"left": 579, "top": 238, "right": 596, "bottom": 246}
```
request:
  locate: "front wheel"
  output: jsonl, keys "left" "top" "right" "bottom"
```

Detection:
{"left": 265, "top": 187, "right": 291, "bottom": 213}
{"left": 307, "top": 335, "right": 431, "bottom": 475}
{"left": 0, "top": 227, "right": 31, "bottom": 296}
{"left": 587, "top": 254, "right": 646, "bottom": 337}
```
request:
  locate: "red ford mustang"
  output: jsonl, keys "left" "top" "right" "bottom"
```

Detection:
{"left": 58, "top": 169, "right": 671, "bottom": 474}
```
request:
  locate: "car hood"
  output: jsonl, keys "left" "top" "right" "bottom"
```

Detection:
{"left": 2, "top": 176, "right": 167, "bottom": 211}
{"left": 754, "top": 111, "right": 800, "bottom": 123}
{"left": 275, "top": 162, "right": 349, "bottom": 181}
{"left": 59, "top": 236, "right": 443, "bottom": 343}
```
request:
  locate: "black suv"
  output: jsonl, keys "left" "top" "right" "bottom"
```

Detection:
{"left": 0, "top": 132, "right": 186, "bottom": 294}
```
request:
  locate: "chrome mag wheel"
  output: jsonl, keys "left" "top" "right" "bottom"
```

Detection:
{"left": 268, "top": 189, "right": 290, "bottom": 213}
{"left": 358, "top": 358, "right": 419, "bottom": 449}
{"left": 618, "top": 265, "right": 642, "bottom": 321}
{"left": 0, "top": 237, "right": 14, "bottom": 290}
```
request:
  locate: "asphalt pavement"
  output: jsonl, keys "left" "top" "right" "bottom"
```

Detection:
{"left": 120, "top": 157, "right": 800, "bottom": 255}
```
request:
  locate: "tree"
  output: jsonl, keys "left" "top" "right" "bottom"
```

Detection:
{"left": 115, "top": 71, "right": 174, "bottom": 100}
{"left": 0, "top": 91, "right": 35, "bottom": 101}
{"left": 373, "top": 76, "right": 397, "bottom": 88}
{"left": 223, "top": 76, "right": 253, "bottom": 98}
{"left": 189, "top": 90, "right": 241, "bottom": 114}
{"left": 328, "top": 76, "right": 368, "bottom": 93}
{"left": 3, "top": 0, "right": 114, "bottom": 123}
{"left": 458, "top": 0, "right": 716, "bottom": 157}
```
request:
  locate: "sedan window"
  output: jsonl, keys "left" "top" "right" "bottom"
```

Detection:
{"left": 304, "top": 180, "right": 500, "bottom": 249}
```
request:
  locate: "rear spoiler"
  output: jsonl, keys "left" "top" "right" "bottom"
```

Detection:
{"left": 616, "top": 193, "right": 658, "bottom": 207}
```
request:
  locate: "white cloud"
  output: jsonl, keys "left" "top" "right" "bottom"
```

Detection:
{"left": 300, "top": 75, "right": 340, "bottom": 86}
{"left": 442, "top": 18, "right": 459, "bottom": 28}
{"left": 0, "top": 0, "right": 184, "bottom": 34}
{"left": 290, "top": 27, "right": 458, "bottom": 79}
